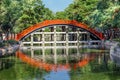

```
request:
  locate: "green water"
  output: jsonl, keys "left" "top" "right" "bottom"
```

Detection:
{"left": 0, "top": 49, "right": 120, "bottom": 80}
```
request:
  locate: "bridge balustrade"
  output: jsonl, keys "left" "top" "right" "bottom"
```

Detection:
{"left": 20, "top": 25, "right": 101, "bottom": 46}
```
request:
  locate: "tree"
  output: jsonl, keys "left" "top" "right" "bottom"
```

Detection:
{"left": 112, "top": 8, "right": 120, "bottom": 28}
{"left": 64, "top": 0, "right": 99, "bottom": 22}
{"left": 0, "top": 0, "right": 24, "bottom": 40}
{"left": 14, "top": 0, "right": 54, "bottom": 33}
{"left": 85, "top": 0, "right": 120, "bottom": 39}
{"left": 54, "top": 11, "right": 68, "bottom": 19}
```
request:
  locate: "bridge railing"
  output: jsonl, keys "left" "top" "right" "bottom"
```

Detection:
{"left": 21, "top": 40, "right": 102, "bottom": 49}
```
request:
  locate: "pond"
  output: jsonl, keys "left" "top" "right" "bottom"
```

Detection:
{"left": 0, "top": 48, "right": 120, "bottom": 80}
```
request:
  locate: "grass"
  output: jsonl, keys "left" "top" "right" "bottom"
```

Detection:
{"left": 70, "top": 71, "right": 120, "bottom": 80}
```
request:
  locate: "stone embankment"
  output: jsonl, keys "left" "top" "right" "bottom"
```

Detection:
{"left": 110, "top": 42, "right": 120, "bottom": 66}
{"left": 104, "top": 40, "right": 118, "bottom": 49}
{"left": 105, "top": 40, "right": 120, "bottom": 66}
{"left": 0, "top": 45, "right": 19, "bottom": 57}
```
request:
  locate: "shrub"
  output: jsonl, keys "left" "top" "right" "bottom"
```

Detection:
{"left": 0, "top": 42, "right": 5, "bottom": 47}
{"left": 7, "top": 40, "right": 19, "bottom": 45}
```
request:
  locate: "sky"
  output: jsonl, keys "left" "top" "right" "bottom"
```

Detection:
{"left": 42, "top": 0, "right": 73, "bottom": 13}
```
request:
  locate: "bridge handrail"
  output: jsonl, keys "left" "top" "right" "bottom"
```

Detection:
{"left": 22, "top": 40, "right": 102, "bottom": 44}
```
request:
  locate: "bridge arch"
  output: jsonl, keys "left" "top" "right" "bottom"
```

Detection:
{"left": 15, "top": 20, "right": 104, "bottom": 41}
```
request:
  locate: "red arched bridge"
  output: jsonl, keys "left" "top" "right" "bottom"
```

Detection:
{"left": 15, "top": 20, "right": 104, "bottom": 59}
{"left": 15, "top": 20, "right": 104, "bottom": 41}
{"left": 16, "top": 50, "right": 95, "bottom": 71}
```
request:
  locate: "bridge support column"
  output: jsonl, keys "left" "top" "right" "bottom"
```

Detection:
{"left": 66, "top": 26, "right": 69, "bottom": 56}
{"left": 66, "top": 56, "right": 68, "bottom": 64}
{"left": 77, "top": 29, "right": 80, "bottom": 56}
{"left": 20, "top": 41, "right": 24, "bottom": 48}
{"left": 54, "top": 26, "right": 57, "bottom": 64}
{"left": 87, "top": 32, "right": 91, "bottom": 52}
{"left": 42, "top": 28, "right": 45, "bottom": 62}
{"left": 31, "top": 48, "right": 34, "bottom": 58}
{"left": 31, "top": 33, "right": 34, "bottom": 58}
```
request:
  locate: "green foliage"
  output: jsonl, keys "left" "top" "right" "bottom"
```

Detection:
{"left": 85, "top": 0, "right": 120, "bottom": 30}
{"left": 55, "top": 11, "right": 68, "bottom": 19}
{"left": 0, "top": 39, "right": 18, "bottom": 47}
{"left": 60, "top": 0, "right": 120, "bottom": 31}
{"left": 0, "top": 0, "right": 54, "bottom": 33}
{"left": 1, "top": 0, "right": 120, "bottom": 34}
{"left": 0, "top": 0, "right": 23, "bottom": 33}
{"left": 64, "top": 0, "right": 98, "bottom": 22}
{"left": 13, "top": 0, "right": 54, "bottom": 33}
{"left": 97, "top": 0, "right": 109, "bottom": 11}
{"left": 112, "top": 8, "right": 120, "bottom": 28}
{"left": 7, "top": 39, "right": 19, "bottom": 45}
{"left": 0, "top": 42, "right": 5, "bottom": 47}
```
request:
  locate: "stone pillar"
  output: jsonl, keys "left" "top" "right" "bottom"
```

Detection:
{"left": 53, "top": 26, "right": 57, "bottom": 64}
{"left": 31, "top": 33, "right": 34, "bottom": 58}
{"left": 77, "top": 29, "right": 80, "bottom": 56}
{"left": 87, "top": 32, "right": 91, "bottom": 50}
{"left": 54, "top": 26, "right": 57, "bottom": 64}
{"left": 66, "top": 56, "right": 68, "bottom": 64}
{"left": 42, "top": 28, "right": 45, "bottom": 62}
{"left": 66, "top": 26, "right": 69, "bottom": 56}
{"left": 31, "top": 33, "right": 33, "bottom": 46}
{"left": 31, "top": 48, "right": 34, "bottom": 58}
{"left": 50, "top": 27, "right": 54, "bottom": 55}
{"left": 20, "top": 41, "right": 23, "bottom": 48}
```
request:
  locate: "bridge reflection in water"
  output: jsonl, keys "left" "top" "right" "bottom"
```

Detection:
{"left": 0, "top": 48, "right": 119, "bottom": 80}
{"left": 16, "top": 48, "right": 102, "bottom": 71}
